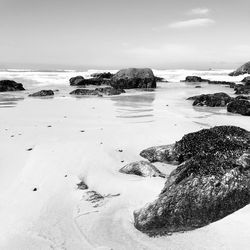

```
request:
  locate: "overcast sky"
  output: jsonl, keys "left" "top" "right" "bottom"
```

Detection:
{"left": 0, "top": 0, "right": 249, "bottom": 70}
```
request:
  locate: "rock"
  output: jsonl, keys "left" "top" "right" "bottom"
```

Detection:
{"left": 187, "top": 92, "right": 232, "bottom": 107}
{"left": 29, "top": 90, "right": 54, "bottom": 97}
{"left": 70, "top": 76, "right": 110, "bottom": 86}
{"left": 77, "top": 180, "right": 88, "bottom": 190}
{"left": 69, "top": 76, "right": 85, "bottom": 86}
{"left": 234, "top": 84, "right": 250, "bottom": 95}
{"left": 155, "top": 76, "right": 168, "bottom": 82}
{"left": 95, "top": 87, "right": 125, "bottom": 96}
{"left": 134, "top": 126, "right": 250, "bottom": 236}
{"left": 90, "top": 72, "right": 113, "bottom": 79}
{"left": 227, "top": 99, "right": 250, "bottom": 116}
{"left": 69, "top": 89, "right": 99, "bottom": 96}
{"left": 235, "top": 95, "right": 250, "bottom": 100}
{"left": 0, "top": 80, "right": 25, "bottom": 92}
{"left": 111, "top": 68, "right": 156, "bottom": 89}
{"left": 119, "top": 161, "right": 165, "bottom": 178}
{"left": 241, "top": 76, "right": 250, "bottom": 83}
{"left": 208, "top": 81, "right": 236, "bottom": 87}
{"left": 195, "top": 86, "right": 201, "bottom": 88}
{"left": 229, "top": 62, "right": 250, "bottom": 76}
{"left": 181, "top": 76, "right": 209, "bottom": 82}
{"left": 140, "top": 144, "right": 176, "bottom": 163}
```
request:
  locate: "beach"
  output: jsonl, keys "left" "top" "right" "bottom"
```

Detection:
{"left": 0, "top": 70, "right": 250, "bottom": 249}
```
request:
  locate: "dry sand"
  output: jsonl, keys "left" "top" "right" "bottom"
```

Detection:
{"left": 0, "top": 82, "right": 250, "bottom": 249}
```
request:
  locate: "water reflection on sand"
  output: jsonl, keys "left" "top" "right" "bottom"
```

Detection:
{"left": 0, "top": 94, "right": 24, "bottom": 108}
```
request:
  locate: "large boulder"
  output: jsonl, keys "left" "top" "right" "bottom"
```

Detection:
{"left": 29, "top": 90, "right": 54, "bottom": 97}
{"left": 229, "top": 62, "right": 250, "bottom": 76}
{"left": 111, "top": 68, "right": 156, "bottom": 89}
{"left": 227, "top": 99, "right": 250, "bottom": 116}
{"left": 187, "top": 92, "right": 233, "bottom": 107}
{"left": 119, "top": 161, "right": 165, "bottom": 178}
{"left": 0, "top": 80, "right": 25, "bottom": 92}
{"left": 134, "top": 126, "right": 250, "bottom": 236}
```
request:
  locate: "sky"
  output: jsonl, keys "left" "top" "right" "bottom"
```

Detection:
{"left": 0, "top": 0, "right": 249, "bottom": 70}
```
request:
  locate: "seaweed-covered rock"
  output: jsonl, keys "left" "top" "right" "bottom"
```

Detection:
{"left": 0, "top": 80, "right": 25, "bottom": 92}
{"left": 229, "top": 62, "right": 250, "bottom": 76}
{"left": 111, "top": 68, "right": 156, "bottom": 89}
{"left": 90, "top": 72, "right": 114, "bottom": 79}
{"left": 134, "top": 126, "right": 250, "bottom": 236}
{"left": 187, "top": 92, "right": 232, "bottom": 107}
{"left": 227, "top": 99, "right": 250, "bottom": 116}
{"left": 95, "top": 87, "right": 125, "bottom": 96}
{"left": 29, "top": 90, "right": 54, "bottom": 97}
{"left": 119, "top": 161, "right": 165, "bottom": 178}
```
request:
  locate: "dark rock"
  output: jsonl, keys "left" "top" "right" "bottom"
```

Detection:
{"left": 111, "top": 68, "right": 156, "bottom": 89}
{"left": 70, "top": 75, "right": 110, "bottom": 86}
{"left": 77, "top": 180, "right": 88, "bottom": 190}
{"left": 95, "top": 87, "right": 125, "bottom": 96}
{"left": 155, "top": 76, "right": 168, "bottom": 82}
{"left": 134, "top": 126, "right": 250, "bottom": 236}
{"left": 227, "top": 99, "right": 250, "bottom": 116}
{"left": 0, "top": 80, "right": 25, "bottom": 92}
{"left": 234, "top": 84, "right": 250, "bottom": 95}
{"left": 69, "top": 76, "right": 85, "bottom": 86}
{"left": 29, "top": 90, "right": 54, "bottom": 97}
{"left": 119, "top": 161, "right": 166, "bottom": 178}
{"left": 90, "top": 72, "right": 113, "bottom": 79}
{"left": 70, "top": 89, "right": 99, "bottom": 96}
{"left": 187, "top": 92, "right": 233, "bottom": 107}
{"left": 229, "top": 62, "right": 250, "bottom": 76}
{"left": 235, "top": 96, "right": 250, "bottom": 101}
{"left": 140, "top": 144, "right": 176, "bottom": 163}
{"left": 181, "top": 76, "right": 209, "bottom": 83}
{"left": 241, "top": 76, "right": 250, "bottom": 83}
{"left": 33, "top": 188, "right": 37, "bottom": 192}
{"left": 195, "top": 86, "right": 201, "bottom": 88}
{"left": 208, "top": 81, "right": 236, "bottom": 87}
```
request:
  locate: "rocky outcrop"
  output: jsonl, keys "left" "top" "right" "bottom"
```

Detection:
{"left": 95, "top": 87, "right": 125, "bottom": 96}
{"left": 229, "top": 62, "right": 250, "bottom": 76}
{"left": 0, "top": 80, "right": 25, "bottom": 92}
{"left": 227, "top": 99, "right": 250, "bottom": 116}
{"left": 29, "top": 90, "right": 54, "bottom": 97}
{"left": 90, "top": 72, "right": 113, "bottom": 79}
{"left": 242, "top": 76, "right": 250, "bottom": 83}
{"left": 234, "top": 84, "right": 250, "bottom": 95}
{"left": 119, "top": 161, "right": 165, "bottom": 178}
{"left": 111, "top": 68, "right": 156, "bottom": 89}
{"left": 187, "top": 92, "right": 233, "bottom": 107}
{"left": 134, "top": 126, "right": 250, "bottom": 236}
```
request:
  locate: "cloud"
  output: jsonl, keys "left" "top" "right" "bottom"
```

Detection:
{"left": 189, "top": 8, "right": 210, "bottom": 15}
{"left": 168, "top": 18, "right": 215, "bottom": 29}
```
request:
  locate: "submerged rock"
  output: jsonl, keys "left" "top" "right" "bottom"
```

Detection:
{"left": 187, "top": 92, "right": 233, "bottom": 107}
{"left": 111, "top": 68, "right": 156, "bottom": 89}
{"left": 227, "top": 99, "right": 250, "bottom": 116}
{"left": 70, "top": 89, "right": 99, "bottom": 96}
{"left": 29, "top": 90, "right": 54, "bottom": 97}
{"left": 119, "top": 161, "right": 165, "bottom": 178}
{"left": 134, "top": 126, "right": 250, "bottom": 236}
{"left": 0, "top": 80, "right": 25, "bottom": 92}
{"left": 229, "top": 61, "right": 250, "bottom": 76}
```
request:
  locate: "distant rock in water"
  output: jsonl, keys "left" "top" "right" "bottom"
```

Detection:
{"left": 227, "top": 99, "right": 250, "bottom": 116}
{"left": 69, "top": 76, "right": 85, "bottom": 86}
{"left": 119, "top": 161, "right": 165, "bottom": 178}
{"left": 0, "top": 80, "right": 25, "bottom": 92}
{"left": 229, "top": 62, "right": 250, "bottom": 76}
{"left": 111, "top": 68, "right": 156, "bottom": 89}
{"left": 29, "top": 90, "right": 54, "bottom": 97}
{"left": 187, "top": 92, "right": 233, "bottom": 107}
{"left": 95, "top": 87, "right": 125, "bottom": 96}
{"left": 90, "top": 72, "right": 114, "bottom": 79}
{"left": 134, "top": 126, "right": 250, "bottom": 236}
{"left": 208, "top": 80, "right": 236, "bottom": 87}
{"left": 181, "top": 76, "right": 209, "bottom": 82}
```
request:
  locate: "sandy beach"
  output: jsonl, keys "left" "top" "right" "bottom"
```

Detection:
{"left": 0, "top": 70, "right": 249, "bottom": 249}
